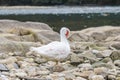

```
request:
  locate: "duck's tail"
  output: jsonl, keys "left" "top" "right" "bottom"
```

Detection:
{"left": 30, "top": 47, "right": 36, "bottom": 52}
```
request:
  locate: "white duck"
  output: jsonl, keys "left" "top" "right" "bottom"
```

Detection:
{"left": 30, "top": 27, "right": 70, "bottom": 64}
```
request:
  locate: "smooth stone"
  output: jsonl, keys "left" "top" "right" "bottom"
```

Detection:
{"left": 34, "top": 57, "right": 47, "bottom": 64}
{"left": 101, "top": 57, "right": 112, "bottom": 63}
{"left": 0, "top": 64, "right": 8, "bottom": 71}
{"left": 108, "top": 69, "right": 117, "bottom": 76}
{"left": 89, "top": 75, "right": 105, "bottom": 80}
{"left": 50, "top": 65, "right": 65, "bottom": 72}
{"left": 114, "top": 60, "right": 120, "bottom": 67}
{"left": 70, "top": 53, "right": 83, "bottom": 65}
{"left": 78, "top": 63, "right": 93, "bottom": 71}
{"left": 91, "top": 32, "right": 107, "bottom": 41}
{"left": 75, "top": 77, "right": 87, "bottom": 80}
{"left": 12, "top": 69, "right": 27, "bottom": 77}
{"left": 78, "top": 50, "right": 98, "bottom": 63}
{"left": 24, "top": 66, "right": 37, "bottom": 76}
{"left": 110, "top": 51, "right": 120, "bottom": 61}
{"left": 94, "top": 67, "right": 108, "bottom": 77}
{"left": 0, "top": 73, "right": 9, "bottom": 80}
{"left": 65, "top": 73, "right": 76, "bottom": 80}
{"left": 0, "top": 57, "right": 17, "bottom": 64}
{"left": 108, "top": 75, "right": 116, "bottom": 80}
{"left": 92, "top": 61, "right": 115, "bottom": 69}
{"left": 73, "top": 71, "right": 94, "bottom": 78}
{"left": 111, "top": 42, "right": 120, "bottom": 50}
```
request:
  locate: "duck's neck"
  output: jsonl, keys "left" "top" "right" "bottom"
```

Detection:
{"left": 60, "top": 33, "right": 69, "bottom": 46}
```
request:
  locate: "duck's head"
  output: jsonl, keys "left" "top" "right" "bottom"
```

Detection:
{"left": 60, "top": 27, "right": 70, "bottom": 38}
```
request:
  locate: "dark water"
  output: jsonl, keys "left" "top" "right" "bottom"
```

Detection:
{"left": 0, "top": 13, "right": 120, "bottom": 31}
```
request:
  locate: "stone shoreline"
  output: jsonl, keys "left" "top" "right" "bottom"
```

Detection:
{"left": 0, "top": 20, "right": 120, "bottom": 80}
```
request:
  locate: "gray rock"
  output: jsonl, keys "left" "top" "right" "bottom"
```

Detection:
{"left": 114, "top": 60, "right": 120, "bottom": 67}
{"left": 91, "top": 32, "right": 107, "bottom": 41}
{"left": 89, "top": 75, "right": 105, "bottom": 80}
{"left": 110, "top": 51, "right": 120, "bottom": 61}
{"left": 78, "top": 51, "right": 98, "bottom": 63}
{"left": 70, "top": 53, "right": 83, "bottom": 65}
{"left": 92, "top": 61, "right": 114, "bottom": 69}
{"left": 108, "top": 75, "right": 116, "bottom": 80}
{"left": 0, "top": 64, "right": 8, "bottom": 71}
{"left": 111, "top": 42, "right": 120, "bottom": 50}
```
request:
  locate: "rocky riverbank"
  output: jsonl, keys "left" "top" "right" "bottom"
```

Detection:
{"left": 0, "top": 20, "right": 120, "bottom": 80}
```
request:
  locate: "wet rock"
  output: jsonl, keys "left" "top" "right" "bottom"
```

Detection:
{"left": 110, "top": 51, "right": 120, "bottom": 61}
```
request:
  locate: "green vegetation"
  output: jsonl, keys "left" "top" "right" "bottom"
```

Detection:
{"left": 0, "top": 13, "right": 120, "bottom": 31}
{"left": 0, "top": 0, "right": 120, "bottom": 6}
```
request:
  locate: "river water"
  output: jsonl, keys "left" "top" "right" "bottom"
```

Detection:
{"left": 0, "top": 6, "right": 120, "bottom": 15}
{"left": 0, "top": 6, "right": 120, "bottom": 31}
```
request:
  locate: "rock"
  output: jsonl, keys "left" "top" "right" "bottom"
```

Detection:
{"left": 108, "top": 75, "right": 116, "bottom": 80}
{"left": 24, "top": 66, "right": 37, "bottom": 76}
{"left": 65, "top": 73, "right": 76, "bottom": 80}
{"left": 110, "top": 51, "right": 120, "bottom": 61}
{"left": 36, "top": 30, "right": 60, "bottom": 44}
{"left": 89, "top": 75, "right": 105, "bottom": 80}
{"left": 0, "top": 41, "right": 41, "bottom": 54}
{"left": 70, "top": 53, "right": 83, "bottom": 65}
{"left": 69, "top": 32, "right": 90, "bottom": 42}
{"left": 34, "top": 57, "right": 47, "bottom": 64}
{"left": 78, "top": 63, "right": 93, "bottom": 71}
{"left": 92, "top": 61, "right": 114, "bottom": 69}
{"left": 0, "top": 72, "right": 9, "bottom": 80}
{"left": 116, "top": 77, "right": 120, "bottom": 80}
{"left": 50, "top": 65, "right": 65, "bottom": 72}
{"left": 91, "top": 32, "right": 107, "bottom": 41}
{"left": 108, "top": 69, "right": 117, "bottom": 76}
{"left": 0, "top": 64, "right": 8, "bottom": 71}
{"left": 114, "top": 60, "right": 120, "bottom": 67}
{"left": 10, "top": 69, "right": 27, "bottom": 77}
{"left": 78, "top": 50, "right": 98, "bottom": 63}
{"left": 0, "top": 20, "right": 52, "bottom": 30}
{"left": 101, "top": 57, "right": 112, "bottom": 63}
{"left": 73, "top": 71, "right": 94, "bottom": 78}
{"left": 0, "top": 57, "right": 17, "bottom": 64}
{"left": 111, "top": 42, "right": 120, "bottom": 50}
{"left": 75, "top": 77, "right": 87, "bottom": 80}
{"left": 94, "top": 67, "right": 108, "bottom": 77}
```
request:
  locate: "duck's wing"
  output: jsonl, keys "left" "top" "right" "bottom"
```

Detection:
{"left": 30, "top": 41, "right": 67, "bottom": 58}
